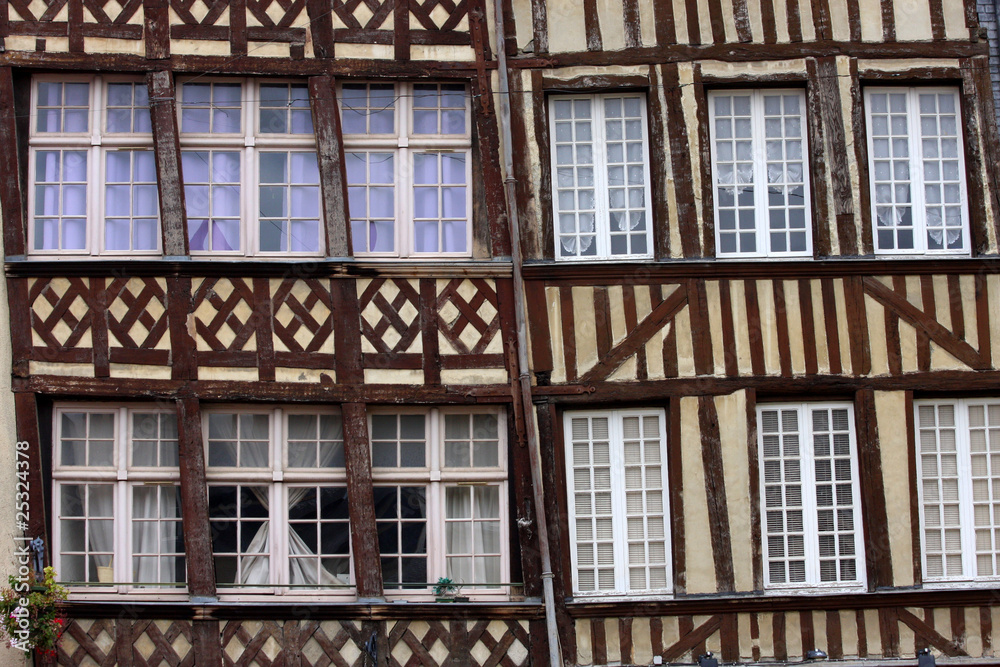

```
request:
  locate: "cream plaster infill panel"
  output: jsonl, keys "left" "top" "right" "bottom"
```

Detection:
{"left": 771, "top": 0, "right": 790, "bottom": 43}
{"left": 960, "top": 274, "right": 979, "bottom": 350}
{"left": 698, "top": 59, "right": 809, "bottom": 79}
{"left": 411, "top": 45, "right": 476, "bottom": 61}
{"left": 705, "top": 281, "right": 726, "bottom": 376}
{"left": 638, "top": 0, "right": 656, "bottom": 46}
{"left": 331, "top": 43, "right": 394, "bottom": 59}
{"left": 545, "top": 286, "right": 567, "bottom": 384}
{"left": 899, "top": 320, "right": 919, "bottom": 373}
{"left": 275, "top": 367, "right": 336, "bottom": 383}
{"left": 874, "top": 390, "right": 914, "bottom": 586}
{"left": 798, "top": 0, "right": 816, "bottom": 41}
{"left": 858, "top": 0, "right": 883, "bottom": 41}
{"left": 608, "top": 285, "right": 627, "bottom": 347}
{"left": 942, "top": 0, "right": 972, "bottom": 40}
{"left": 575, "top": 620, "right": 593, "bottom": 665}
{"left": 893, "top": 0, "right": 933, "bottom": 41}
{"left": 83, "top": 38, "right": 145, "bottom": 55}
{"left": 990, "top": 275, "right": 1000, "bottom": 369}
{"left": 171, "top": 38, "right": 231, "bottom": 56}
{"left": 680, "top": 396, "right": 717, "bottom": 594}
{"left": 595, "top": 0, "right": 626, "bottom": 51}
{"left": 246, "top": 42, "right": 294, "bottom": 57}
{"left": 441, "top": 368, "right": 508, "bottom": 384}
{"left": 365, "top": 368, "right": 423, "bottom": 384}
{"left": 931, "top": 275, "right": 953, "bottom": 332}
{"left": 716, "top": 390, "right": 753, "bottom": 592}
{"left": 572, "top": 286, "right": 598, "bottom": 377}
{"left": 109, "top": 363, "right": 173, "bottom": 380}
{"left": 865, "top": 293, "right": 890, "bottom": 376}
{"left": 29, "top": 361, "right": 96, "bottom": 377}
{"left": 545, "top": 0, "right": 587, "bottom": 53}
{"left": 857, "top": 58, "right": 962, "bottom": 73}
{"left": 810, "top": 279, "right": 831, "bottom": 374}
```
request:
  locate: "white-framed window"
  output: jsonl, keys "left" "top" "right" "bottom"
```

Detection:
{"left": 29, "top": 76, "right": 161, "bottom": 256}
{"left": 179, "top": 79, "right": 323, "bottom": 256}
{"left": 709, "top": 89, "right": 811, "bottom": 257}
{"left": 203, "top": 408, "right": 351, "bottom": 593}
{"left": 915, "top": 399, "right": 1000, "bottom": 582}
{"left": 52, "top": 406, "right": 184, "bottom": 592}
{"left": 563, "top": 409, "right": 671, "bottom": 596}
{"left": 865, "top": 87, "right": 969, "bottom": 255}
{"left": 341, "top": 83, "right": 472, "bottom": 258}
{"left": 369, "top": 408, "right": 508, "bottom": 597}
{"left": 549, "top": 93, "right": 653, "bottom": 261}
{"left": 757, "top": 403, "right": 865, "bottom": 590}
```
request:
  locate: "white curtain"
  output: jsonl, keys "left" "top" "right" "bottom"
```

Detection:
{"left": 445, "top": 486, "right": 500, "bottom": 587}
{"left": 88, "top": 485, "right": 115, "bottom": 578}
{"left": 132, "top": 486, "right": 180, "bottom": 585}
{"left": 287, "top": 487, "right": 349, "bottom": 587}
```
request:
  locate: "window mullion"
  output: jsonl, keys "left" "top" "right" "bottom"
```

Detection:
{"left": 752, "top": 91, "right": 768, "bottom": 257}
{"left": 609, "top": 412, "right": 627, "bottom": 592}
{"left": 592, "top": 96, "right": 610, "bottom": 259}
{"left": 907, "top": 88, "right": 927, "bottom": 254}
{"left": 801, "top": 404, "right": 820, "bottom": 585}
{"left": 957, "top": 400, "right": 978, "bottom": 578}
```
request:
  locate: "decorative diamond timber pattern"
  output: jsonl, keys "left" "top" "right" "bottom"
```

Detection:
{"left": 332, "top": 0, "right": 393, "bottom": 29}
{"left": 169, "top": 0, "right": 230, "bottom": 27}
{"left": 295, "top": 620, "right": 367, "bottom": 667}
{"left": 221, "top": 620, "right": 285, "bottom": 667}
{"left": 130, "top": 620, "right": 196, "bottom": 667}
{"left": 409, "top": 0, "right": 469, "bottom": 31}
{"left": 271, "top": 278, "right": 335, "bottom": 364}
{"left": 29, "top": 277, "right": 95, "bottom": 359}
{"left": 358, "top": 277, "right": 422, "bottom": 363}
{"left": 105, "top": 277, "right": 170, "bottom": 363}
{"left": 191, "top": 277, "right": 259, "bottom": 357}
{"left": 82, "top": 0, "right": 143, "bottom": 25}
{"left": 246, "top": 0, "right": 307, "bottom": 27}
{"left": 56, "top": 618, "right": 117, "bottom": 666}
{"left": 436, "top": 278, "right": 501, "bottom": 357}
{"left": 387, "top": 619, "right": 530, "bottom": 667}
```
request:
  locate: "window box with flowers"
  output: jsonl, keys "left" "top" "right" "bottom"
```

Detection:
{"left": 0, "top": 567, "right": 69, "bottom": 662}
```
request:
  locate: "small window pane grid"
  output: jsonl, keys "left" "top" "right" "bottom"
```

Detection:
{"left": 342, "top": 82, "right": 472, "bottom": 258}
{"left": 865, "top": 87, "right": 969, "bottom": 255}
{"left": 564, "top": 410, "right": 671, "bottom": 596}
{"left": 550, "top": 94, "right": 654, "bottom": 261}
{"left": 52, "top": 407, "right": 183, "bottom": 591}
{"left": 29, "top": 76, "right": 161, "bottom": 256}
{"left": 916, "top": 399, "right": 1000, "bottom": 582}
{"left": 370, "top": 409, "right": 508, "bottom": 596}
{"left": 179, "top": 79, "right": 323, "bottom": 256}
{"left": 204, "top": 408, "right": 353, "bottom": 593}
{"left": 757, "top": 403, "right": 864, "bottom": 591}
{"left": 709, "top": 90, "right": 811, "bottom": 257}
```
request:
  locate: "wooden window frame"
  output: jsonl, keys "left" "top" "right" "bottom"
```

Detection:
{"left": 28, "top": 74, "right": 161, "bottom": 258}
{"left": 563, "top": 408, "right": 672, "bottom": 597}
{"left": 51, "top": 404, "right": 184, "bottom": 597}
{"left": 757, "top": 402, "right": 867, "bottom": 593}
{"left": 914, "top": 398, "right": 1000, "bottom": 585}
{"left": 341, "top": 82, "right": 473, "bottom": 259}
{"left": 864, "top": 86, "right": 971, "bottom": 256}
{"left": 178, "top": 78, "right": 324, "bottom": 258}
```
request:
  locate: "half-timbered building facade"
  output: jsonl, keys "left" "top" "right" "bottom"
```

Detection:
{"left": 2, "top": 0, "right": 1000, "bottom": 663}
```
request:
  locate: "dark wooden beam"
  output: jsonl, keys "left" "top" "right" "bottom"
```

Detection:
{"left": 661, "top": 64, "right": 700, "bottom": 258}
{"left": 14, "top": 393, "right": 47, "bottom": 554}
{"left": 394, "top": 0, "right": 410, "bottom": 61}
{"left": 699, "top": 396, "right": 735, "bottom": 592}
{"left": 146, "top": 71, "right": 188, "bottom": 257}
{"left": 305, "top": 0, "right": 335, "bottom": 58}
{"left": 308, "top": 75, "right": 351, "bottom": 258}
{"left": 0, "top": 67, "right": 25, "bottom": 257}
{"left": 469, "top": 71, "right": 511, "bottom": 258}
{"left": 142, "top": 0, "right": 170, "bottom": 59}
{"left": 342, "top": 402, "right": 382, "bottom": 599}
{"left": 176, "top": 397, "right": 216, "bottom": 598}
{"left": 854, "top": 388, "right": 892, "bottom": 590}
{"left": 331, "top": 278, "right": 365, "bottom": 385}
{"left": 531, "top": 0, "right": 548, "bottom": 53}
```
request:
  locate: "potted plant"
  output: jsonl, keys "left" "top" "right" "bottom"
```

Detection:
{"left": 0, "top": 567, "right": 69, "bottom": 663}
{"left": 432, "top": 577, "right": 468, "bottom": 602}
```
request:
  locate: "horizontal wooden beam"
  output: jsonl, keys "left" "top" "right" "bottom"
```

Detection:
{"left": 13, "top": 376, "right": 515, "bottom": 403}
{"left": 5, "top": 260, "right": 513, "bottom": 279}
{"left": 508, "top": 39, "right": 988, "bottom": 68}
{"left": 522, "top": 257, "right": 1000, "bottom": 282}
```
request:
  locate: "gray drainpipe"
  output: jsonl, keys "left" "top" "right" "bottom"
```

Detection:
{"left": 491, "top": 3, "right": 564, "bottom": 667}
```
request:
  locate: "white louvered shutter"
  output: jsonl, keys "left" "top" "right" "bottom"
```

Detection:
{"left": 760, "top": 407, "right": 807, "bottom": 584}
{"left": 569, "top": 415, "right": 615, "bottom": 591}
{"left": 917, "top": 403, "right": 964, "bottom": 578}
{"left": 967, "top": 402, "right": 1000, "bottom": 577}
{"left": 809, "top": 406, "right": 859, "bottom": 583}
{"left": 621, "top": 414, "right": 668, "bottom": 591}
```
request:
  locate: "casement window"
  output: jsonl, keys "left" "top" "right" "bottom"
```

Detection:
{"left": 52, "top": 406, "right": 184, "bottom": 590}
{"left": 549, "top": 93, "right": 653, "bottom": 260}
{"left": 370, "top": 409, "right": 507, "bottom": 595}
{"left": 204, "top": 408, "right": 352, "bottom": 592}
{"left": 29, "top": 76, "right": 161, "bottom": 256}
{"left": 564, "top": 410, "right": 671, "bottom": 595}
{"left": 179, "top": 79, "right": 323, "bottom": 256}
{"left": 341, "top": 83, "right": 472, "bottom": 258}
{"left": 709, "top": 89, "right": 811, "bottom": 257}
{"left": 865, "top": 87, "right": 969, "bottom": 254}
{"left": 915, "top": 399, "right": 1000, "bottom": 582}
{"left": 757, "top": 403, "right": 865, "bottom": 590}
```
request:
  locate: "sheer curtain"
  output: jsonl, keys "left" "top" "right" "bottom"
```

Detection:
{"left": 132, "top": 486, "right": 180, "bottom": 586}
{"left": 445, "top": 486, "right": 500, "bottom": 587}
{"left": 89, "top": 485, "right": 115, "bottom": 580}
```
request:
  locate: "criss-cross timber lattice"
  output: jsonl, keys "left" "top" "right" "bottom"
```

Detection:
{"left": 409, "top": 0, "right": 469, "bottom": 30}
{"left": 192, "top": 277, "right": 259, "bottom": 353}
{"left": 437, "top": 278, "right": 500, "bottom": 355}
{"left": 333, "top": 0, "right": 393, "bottom": 29}
{"left": 83, "top": 0, "right": 143, "bottom": 24}
{"left": 57, "top": 618, "right": 116, "bottom": 666}
{"left": 29, "top": 277, "right": 95, "bottom": 353}
{"left": 106, "top": 277, "right": 169, "bottom": 351}
{"left": 271, "top": 278, "right": 334, "bottom": 354}
{"left": 8, "top": 0, "right": 67, "bottom": 24}
{"left": 131, "top": 619, "right": 197, "bottom": 667}
{"left": 221, "top": 620, "right": 286, "bottom": 667}
{"left": 387, "top": 619, "right": 531, "bottom": 667}
{"left": 295, "top": 620, "right": 369, "bottom": 667}
{"left": 246, "top": 0, "right": 307, "bottom": 28}
{"left": 170, "top": 0, "right": 230, "bottom": 26}
{"left": 358, "top": 278, "right": 422, "bottom": 356}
